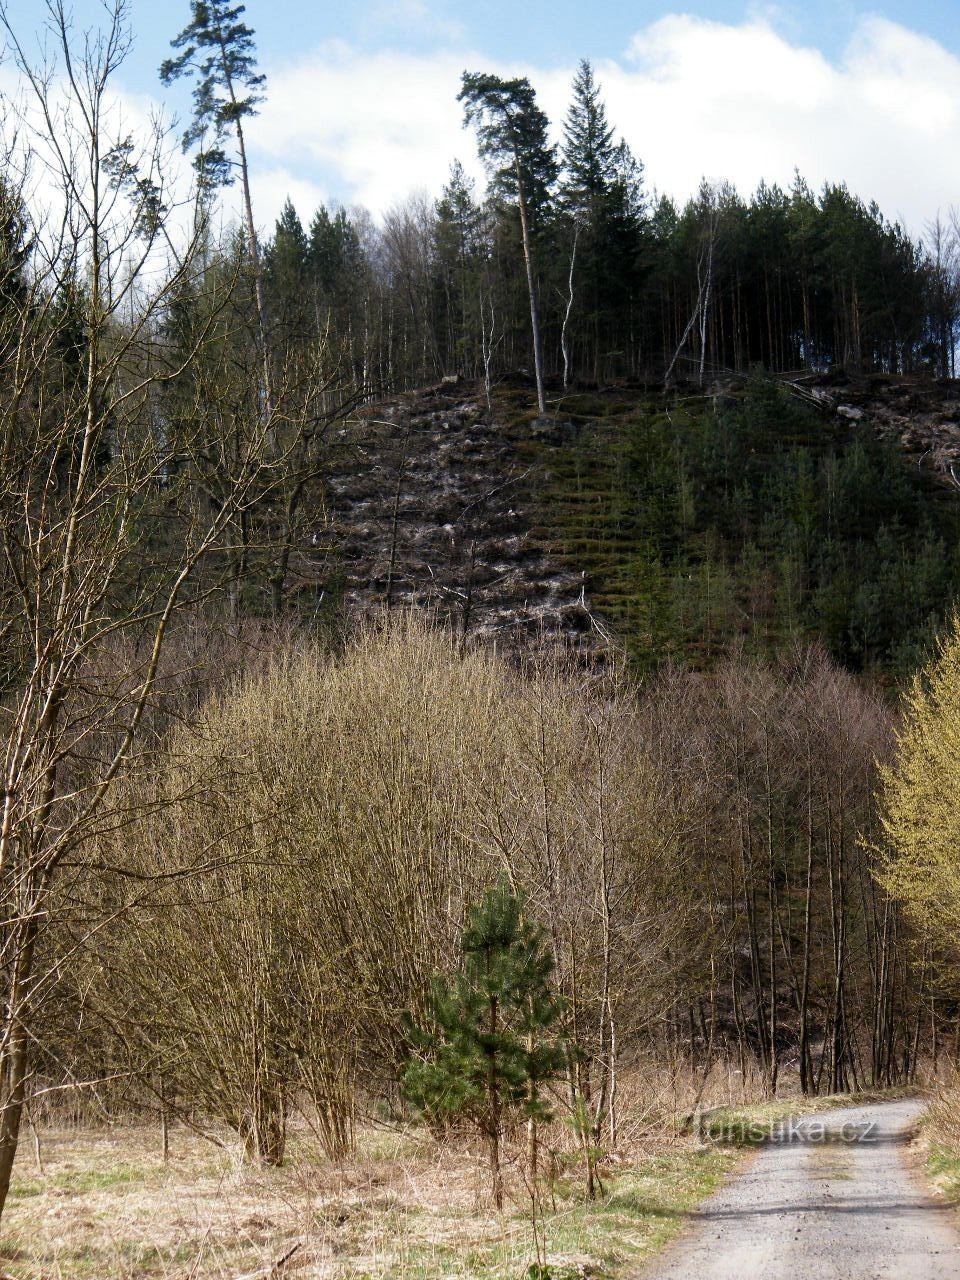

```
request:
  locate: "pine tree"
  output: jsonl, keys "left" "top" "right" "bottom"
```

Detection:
{"left": 161, "top": 0, "right": 272, "bottom": 409}
{"left": 308, "top": 206, "right": 361, "bottom": 297}
{"left": 609, "top": 140, "right": 646, "bottom": 228}
{"left": 403, "top": 879, "right": 566, "bottom": 1209}
{"left": 0, "top": 179, "right": 32, "bottom": 328}
{"left": 435, "top": 161, "right": 485, "bottom": 375}
{"left": 264, "top": 198, "right": 309, "bottom": 338}
{"left": 161, "top": 0, "right": 265, "bottom": 193}
{"left": 459, "top": 72, "right": 557, "bottom": 415}
{"left": 306, "top": 206, "right": 365, "bottom": 380}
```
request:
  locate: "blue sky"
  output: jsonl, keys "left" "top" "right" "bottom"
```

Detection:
{"left": 3, "top": 1, "right": 960, "bottom": 237}
{"left": 6, "top": 1, "right": 960, "bottom": 80}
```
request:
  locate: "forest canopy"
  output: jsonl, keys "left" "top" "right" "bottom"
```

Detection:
{"left": 248, "top": 59, "right": 956, "bottom": 397}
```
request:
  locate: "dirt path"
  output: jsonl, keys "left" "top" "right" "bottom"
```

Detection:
{"left": 647, "top": 1099, "right": 960, "bottom": 1278}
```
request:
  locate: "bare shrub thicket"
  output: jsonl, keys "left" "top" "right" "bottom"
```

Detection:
{"left": 0, "top": 0, "right": 334, "bottom": 1221}
{"left": 644, "top": 648, "right": 909, "bottom": 1101}
{"left": 79, "top": 618, "right": 682, "bottom": 1165}
{"left": 51, "top": 620, "right": 913, "bottom": 1184}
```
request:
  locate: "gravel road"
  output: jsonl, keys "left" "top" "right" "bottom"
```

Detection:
{"left": 647, "top": 1098, "right": 960, "bottom": 1279}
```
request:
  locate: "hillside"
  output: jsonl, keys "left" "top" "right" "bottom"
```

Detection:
{"left": 315, "top": 373, "right": 960, "bottom": 675}
{"left": 316, "top": 381, "right": 595, "bottom": 648}
{"left": 12, "top": 6, "right": 960, "bottom": 1277}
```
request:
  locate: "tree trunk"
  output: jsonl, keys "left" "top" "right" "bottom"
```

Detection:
{"left": 514, "top": 157, "right": 546, "bottom": 417}
{"left": 224, "top": 57, "right": 273, "bottom": 418}
{"left": 0, "top": 994, "right": 32, "bottom": 1216}
{"left": 241, "top": 1077, "right": 287, "bottom": 1166}
{"left": 561, "top": 223, "right": 580, "bottom": 390}
{"left": 799, "top": 749, "right": 815, "bottom": 1095}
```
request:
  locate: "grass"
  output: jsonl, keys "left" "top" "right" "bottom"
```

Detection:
{"left": 921, "top": 1082, "right": 960, "bottom": 1205}
{"left": 0, "top": 1087, "right": 897, "bottom": 1278}
{"left": 0, "top": 1120, "right": 741, "bottom": 1279}
{"left": 926, "top": 1143, "right": 960, "bottom": 1200}
{"left": 9, "top": 1162, "right": 152, "bottom": 1199}
{"left": 339, "top": 1144, "right": 742, "bottom": 1280}
{"left": 874, "top": 1082, "right": 960, "bottom": 1218}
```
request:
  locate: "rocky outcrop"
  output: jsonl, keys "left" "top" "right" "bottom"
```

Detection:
{"left": 311, "top": 383, "right": 602, "bottom": 648}
{"left": 786, "top": 374, "right": 960, "bottom": 485}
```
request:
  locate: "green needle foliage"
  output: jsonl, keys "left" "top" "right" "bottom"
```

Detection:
{"left": 404, "top": 879, "right": 567, "bottom": 1209}
{"left": 160, "top": 0, "right": 265, "bottom": 192}
{"left": 458, "top": 73, "right": 557, "bottom": 218}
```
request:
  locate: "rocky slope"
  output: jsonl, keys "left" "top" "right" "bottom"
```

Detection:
{"left": 313, "top": 381, "right": 604, "bottom": 649}
{"left": 310, "top": 373, "right": 960, "bottom": 656}
{"left": 787, "top": 372, "right": 960, "bottom": 484}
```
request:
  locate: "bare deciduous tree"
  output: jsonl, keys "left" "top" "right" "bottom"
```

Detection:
{"left": 0, "top": 0, "right": 277, "bottom": 1219}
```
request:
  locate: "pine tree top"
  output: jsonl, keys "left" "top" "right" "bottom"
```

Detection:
{"left": 160, "top": 0, "right": 265, "bottom": 189}
{"left": 459, "top": 72, "right": 557, "bottom": 218}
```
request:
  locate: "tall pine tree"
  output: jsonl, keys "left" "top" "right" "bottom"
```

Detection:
{"left": 459, "top": 73, "right": 557, "bottom": 415}
{"left": 161, "top": 0, "right": 272, "bottom": 409}
{"left": 435, "top": 161, "right": 485, "bottom": 375}
{"left": 264, "top": 198, "right": 309, "bottom": 339}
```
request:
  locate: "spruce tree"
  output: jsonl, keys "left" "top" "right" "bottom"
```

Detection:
{"left": 403, "top": 879, "right": 566, "bottom": 1209}
{"left": 559, "top": 62, "right": 647, "bottom": 381}
{"left": 561, "top": 60, "right": 616, "bottom": 221}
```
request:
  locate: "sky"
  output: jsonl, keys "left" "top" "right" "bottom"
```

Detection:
{"left": 2, "top": 0, "right": 960, "bottom": 241}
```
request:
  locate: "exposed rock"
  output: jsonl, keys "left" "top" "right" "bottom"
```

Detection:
{"left": 835, "top": 377, "right": 960, "bottom": 481}
{"left": 307, "top": 382, "right": 601, "bottom": 652}
{"left": 529, "top": 414, "right": 577, "bottom": 442}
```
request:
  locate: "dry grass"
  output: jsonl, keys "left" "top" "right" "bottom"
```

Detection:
{"left": 0, "top": 1067, "right": 870, "bottom": 1279}
{"left": 918, "top": 1061, "right": 960, "bottom": 1203}
{"left": 0, "top": 1116, "right": 739, "bottom": 1280}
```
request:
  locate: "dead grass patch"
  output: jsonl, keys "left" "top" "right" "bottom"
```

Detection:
{"left": 0, "top": 1069, "right": 862, "bottom": 1278}
{"left": 0, "top": 1118, "right": 741, "bottom": 1279}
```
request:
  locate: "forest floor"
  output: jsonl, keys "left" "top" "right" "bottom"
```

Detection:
{"left": 0, "top": 1094, "right": 909, "bottom": 1280}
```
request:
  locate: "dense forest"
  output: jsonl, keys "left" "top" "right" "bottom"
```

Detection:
{"left": 3, "top": 1, "right": 960, "bottom": 1272}
{"left": 253, "top": 59, "right": 960, "bottom": 398}
{"left": 529, "top": 379, "right": 960, "bottom": 674}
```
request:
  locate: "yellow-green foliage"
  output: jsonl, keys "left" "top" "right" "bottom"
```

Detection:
{"left": 877, "top": 612, "right": 960, "bottom": 950}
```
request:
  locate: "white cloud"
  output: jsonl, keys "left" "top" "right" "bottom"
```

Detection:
{"left": 244, "top": 14, "right": 960, "bottom": 238}
{"left": 249, "top": 168, "right": 331, "bottom": 231}
{"left": 247, "top": 41, "right": 487, "bottom": 225}
{"left": 8, "top": 12, "right": 960, "bottom": 245}
{"left": 0, "top": 62, "right": 198, "bottom": 267}
{"left": 366, "top": 0, "right": 467, "bottom": 43}
{"left": 597, "top": 12, "right": 960, "bottom": 227}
